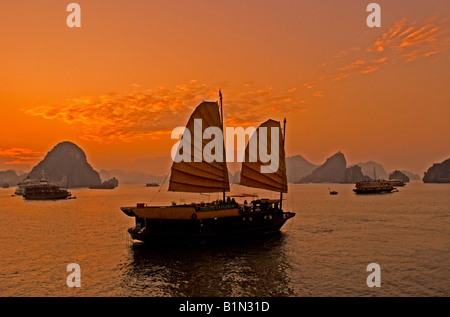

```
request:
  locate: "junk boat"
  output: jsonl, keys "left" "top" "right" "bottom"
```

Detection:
{"left": 120, "top": 92, "right": 295, "bottom": 244}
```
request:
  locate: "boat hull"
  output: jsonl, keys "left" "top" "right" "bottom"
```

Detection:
{"left": 23, "top": 193, "right": 71, "bottom": 200}
{"left": 88, "top": 185, "right": 116, "bottom": 189}
{"left": 122, "top": 205, "right": 295, "bottom": 245}
{"left": 353, "top": 188, "right": 396, "bottom": 194}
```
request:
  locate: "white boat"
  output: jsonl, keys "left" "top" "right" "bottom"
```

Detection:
{"left": 15, "top": 177, "right": 49, "bottom": 195}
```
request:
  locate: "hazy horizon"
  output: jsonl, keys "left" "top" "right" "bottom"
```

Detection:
{"left": 1, "top": 148, "right": 434, "bottom": 178}
{"left": 1, "top": 1, "right": 449, "bottom": 177}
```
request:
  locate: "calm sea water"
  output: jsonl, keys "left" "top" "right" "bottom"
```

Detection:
{"left": 0, "top": 181, "right": 448, "bottom": 297}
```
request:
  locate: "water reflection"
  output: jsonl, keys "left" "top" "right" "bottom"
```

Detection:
{"left": 119, "top": 233, "right": 295, "bottom": 297}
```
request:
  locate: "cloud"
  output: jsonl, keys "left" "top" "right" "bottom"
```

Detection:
{"left": 334, "top": 56, "right": 389, "bottom": 78}
{"left": 24, "top": 81, "right": 306, "bottom": 143}
{"left": 305, "top": 16, "right": 450, "bottom": 88}
{"left": 370, "top": 17, "right": 450, "bottom": 61}
{"left": 313, "top": 91, "right": 324, "bottom": 98}
{"left": 25, "top": 81, "right": 217, "bottom": 143}
{"left": 339, "top": 59, "right": 366, "bottom": 72}
{"left": 4, "top": 160, "right": 39, "bottom": 165}
{"left": 223, "top": 85, "right": 307, "bottom": 127}
{"left": 0, "top": 147, "right": 43, "bottom": 165}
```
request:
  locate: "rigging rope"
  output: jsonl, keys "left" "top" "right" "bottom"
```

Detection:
{"left": 148, "top": 170, "right": 170, "bottom": 204}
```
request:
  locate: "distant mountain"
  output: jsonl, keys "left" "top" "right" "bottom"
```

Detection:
{"left": 423, "top": 158, "right": 450, "bottom": 183}
{"left": 286, "top": 155, "right": 319, "bottom": 183}
{"left": 99, "top": 169, "right": 165, "bottom": 185}
{"left": 343, "top": 165, "right": 370, "bottom": 183}
{"left": 350, "top": 161, "right": 388, "bottom": 180}
{"left": 89, "top": 177, "right": 119, "bottom": 189}
{"left": 0, "top": 170, "right": 26, "bottom": 187}
{"left": 299, "top": 152, "right": 370, "bottom": 183}
{"left": 401, "top": 170, "right": 420, "bottom": 180}
{"left": 389, "top": 170, "right": 410, "bottom": 182}
{"left": 28, "top": 141, "right": 101, "bottom": 188}
{"left": 226, "top": 155, "right": 317, "bottom": 184}
{"left": 299, "top": 152, "right": 346, "bottom": 183}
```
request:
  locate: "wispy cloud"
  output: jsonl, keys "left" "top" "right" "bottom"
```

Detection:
{"left": 305, "top": 16, "right": 450, "bottom": 90}
{"left": 25, "top": 81, "right": 216, "bottom": 143}
{"left": 24, "top": 81, "right": 307, "bottom": 143}
{"left": 0, "top": 147, "right": 43, "bottom": 165}
{"left": 370, "top": 17, "right": 450, "bottom": 61}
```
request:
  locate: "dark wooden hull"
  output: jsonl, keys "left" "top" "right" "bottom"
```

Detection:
{"left": 23, "top": 190, "right": 71, "bottom": 200}
{"left": 88, "top": 185, "right": 116, "bottom": 189}
{"left": 128, "top": 211, "right": 295, "bottom": 245}
{"left": 23, "top": 194, "right": 71, "bottom": 200}
{"left": 353, "top": 188, "right": 396, "bottom": 194}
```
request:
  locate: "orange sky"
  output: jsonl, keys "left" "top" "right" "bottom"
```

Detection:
{"left": 1, "top": 0, "right": 449, "bottom": 176}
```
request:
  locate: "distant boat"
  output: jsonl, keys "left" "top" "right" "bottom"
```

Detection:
{"left": 15, "top": 174, "right": 49, "bottom": 195}
{"left": 353, "top": 180, "right": 398, "bottom": 194}
{"left": 145, "top": 183, "right": 159, "bottom": 187}
{"left": 387, "top": 179, "right": 405, "bottom": 187}
{"left": 120, "top": 92, "right": 295, "bottom": 244}
{"left": 23, "top": 183, "right": 72, "bottom": 200}
{"left": 2, "top": 183, "right": 9, "bottom": 189}
{"left": 328, "top": 188, "right": 338, "bottom": 195}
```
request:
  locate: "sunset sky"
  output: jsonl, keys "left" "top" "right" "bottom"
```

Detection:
{"left": 1, "top": 0, "right": 449, "bottom": 176}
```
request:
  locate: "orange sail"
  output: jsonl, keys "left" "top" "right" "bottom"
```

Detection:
{"left": 169, "top": 101, "right": 230, "bottom": 193}
{"left": 239, "top": 119, "right": 287, "bottom": 193}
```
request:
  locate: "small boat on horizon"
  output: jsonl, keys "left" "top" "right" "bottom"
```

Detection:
{"left": 328, "top": 188, "right": 338, "bottom": 195}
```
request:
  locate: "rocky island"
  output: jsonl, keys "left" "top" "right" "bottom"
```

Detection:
{"left": 297, "top": 152, "right": 370, "bottom": 183}
{"left": 28, "top": 141, "right": 101, "bottom": 188}
{"left": 389, "top": 170, "right": 410, "bottom": 183}
{"left": 0, "top": 170, "right": 24, "bottom": 187}
{"left": 89, "top": 177, "right": 119, "bottom": 189}
{"left": 423, "top": 158, "right": 450, "bottom": 183}
{"left": 286, "top": 155, "right": 319, "bottom": 183}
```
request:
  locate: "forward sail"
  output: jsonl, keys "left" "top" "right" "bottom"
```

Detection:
{"left": 169, "top": 101, "right": 230, "bottom": 193}
{"left": 239, "top": 119, "right": 287, "bottom": 193}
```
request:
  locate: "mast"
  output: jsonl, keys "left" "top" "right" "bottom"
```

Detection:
{"left": 219, "top": 90, "right": 226, "bottom": 203}
{"left": 280, "top": 118, "right": 286, "bottom": 210}
{"left": 219, "top": 89, "right": 223, "bottom": 126}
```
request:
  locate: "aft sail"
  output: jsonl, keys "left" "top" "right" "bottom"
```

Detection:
{"left": 239, "top": 119, "right": 288, "bottom": 193}
{"left": 169, "top": 101, "right": 230, "bottom": 193}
